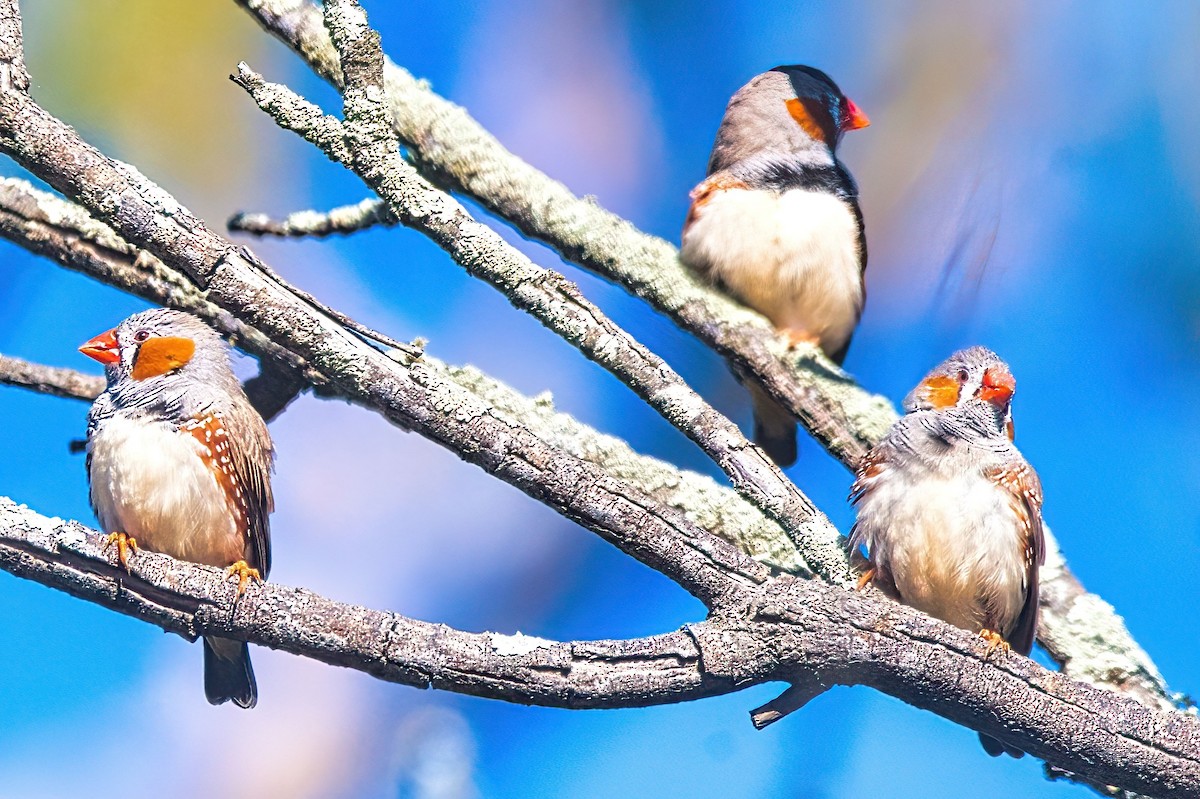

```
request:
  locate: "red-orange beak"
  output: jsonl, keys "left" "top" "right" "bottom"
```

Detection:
{"left": 843, "top": 97, "right": 870, "bottom": 131}
{"left": 79, "top": 328, "right": 119, "bottom": 365}
{"left": 979, "top": 367, "right": 1015, "bottom": 406}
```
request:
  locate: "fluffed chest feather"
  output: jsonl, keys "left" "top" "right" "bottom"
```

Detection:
{"left": 852, "top": 465, "right": 1027, "bottom": 636}
{"left": 680, "top": 186, "right": 863, "bottom": 354}
{"left": 86, "top": 414, "right": 244, "bottom": 567}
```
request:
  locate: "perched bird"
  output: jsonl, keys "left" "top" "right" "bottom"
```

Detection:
{"left": 79, "top": 308, "right": 274, "bottom": 708}
{"left": 849, "top": 346, "right": 1044, "bottom": 757}
{"left": 680, "top": 65, "right": 870, "bottom": 466}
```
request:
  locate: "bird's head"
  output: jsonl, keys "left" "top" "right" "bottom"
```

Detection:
{"left": 903, "top": 345, "right": 1016, "bottom": 440}
{"left": 79, "top": 308, "right": 231, "bottom": 390}
{"left": 707, "top": 65, "right": 869, "bottom": 173}
{"left": 769, "top": 64, "right": 870, "bottom": 149}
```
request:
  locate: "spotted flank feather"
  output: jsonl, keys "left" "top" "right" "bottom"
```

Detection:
{"left": 183, "top": 411, "right": 273, "bottom": 579}
{"left": 987, "top": 461, "right": 1045, "bottom": 656}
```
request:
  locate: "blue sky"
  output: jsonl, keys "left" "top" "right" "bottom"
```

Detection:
{"left": 1, "top": 1, "right": 1198, "bottom": 797}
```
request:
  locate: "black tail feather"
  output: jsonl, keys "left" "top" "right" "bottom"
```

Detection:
{"left": 749, "top": 382, "right": 798, "bottom": 467}
{"left": 203, "top": 636, "right": 257, "bottom": 709}
{"left": 979, "top": 732, "right": 1024, "bottom": 758}
{"left": 754, "top": 414, "right": 798, "bottom": 467}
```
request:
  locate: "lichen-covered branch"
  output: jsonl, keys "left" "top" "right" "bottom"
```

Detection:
{"left": 233, "top": 0, "right": 1178, "bottom": 718}
{"left": 2, "top": 495, "right": 1198, "bottom": 799}
{"left": 230, "top": 32, "right": 848, "bottom": 583}
{"left": 0, "top": 496, "right": 732, "bottom": 708}
{"left": 0, "top": 1, "right": 1191, "bottom": 794}
{"left": 0, "top": 179, "right": 805, "bottom": 572}
{"left": 319, "top": 0, "right": 844, "bottom": 581}
{"left": 0, "top": 50, "right": 767, "bottom": 609}
{"left": 233, "top": 0, "right": 895, "bottom": 467}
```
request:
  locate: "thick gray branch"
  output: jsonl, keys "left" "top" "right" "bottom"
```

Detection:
{"left": 0, "top": 179, "right": 804, "bottom": 572}
{"left": 0, "top": 75, "right": 766, "bottom": 609}
{"left": 0, "top": 497, "right": 729, "bottom": 708}
{"left": 0, "top": 0, "right": 27, "bottom": 92}
{"left": 3, "top": 495, "right": 1198, "bottom": 799}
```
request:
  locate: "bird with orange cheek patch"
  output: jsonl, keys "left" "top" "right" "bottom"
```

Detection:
{"left": 680, "top": 65, "right": 870, "bottom": 466}
{"left": 849, "top": 346, "right": 1043, "bottom": 758}
{"left": 80, "top": 308, "right": 274, "bottom": 708}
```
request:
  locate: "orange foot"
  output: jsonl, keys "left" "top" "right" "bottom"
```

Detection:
{"left": 226, "top": 560, "right": 262, "bottom": 596}
{"left": 855, "top": 567, "right": 876, "bottom": 592}
{"left": 979, "top": 628, "right": 1012, "bottom": 658}
{"left": 782, "top": 328, "right": 821, "bottom": 349}
{"left": 104, "top": 531, "right": 138, "bottom": 571}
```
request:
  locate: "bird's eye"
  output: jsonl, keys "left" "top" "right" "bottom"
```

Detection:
{"left": 133, "top": 329, "right": 150, "bottom": 343}
{"left": 956, "top": 369, "right": 969, "bottom": 383}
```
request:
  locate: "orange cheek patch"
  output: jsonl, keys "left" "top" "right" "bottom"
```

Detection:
{"left": 131, "top": 336, "right": 195, "bottom": 380}
{"left": 920, "top": 376, "right": 961, "bottom": 408}
{"left": 786, "top": 98, "right": 828, "bottom": 143}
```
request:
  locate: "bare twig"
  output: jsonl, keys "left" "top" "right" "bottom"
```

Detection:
{"left": 0, "top": 353, "right": 103, "bottom": 401}
{"left": 229, "top": 197, "right": 397, "bottom": 237}
{"left": 750, "top": 682, "right": 827, "bottom": 730}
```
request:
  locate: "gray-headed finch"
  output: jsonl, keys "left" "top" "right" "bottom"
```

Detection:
{"left": 680, "top": 65, "right": 869, "bottom": 466}
{"left": 849, "top": 346, "right": 1044, "bottom": 757}
{"left": 80, "top": 308, "right": 274, "bottom": 708}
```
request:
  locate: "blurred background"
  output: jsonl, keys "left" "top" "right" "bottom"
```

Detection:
{"left": 2, "top": 1, "right": 1198, "bottom": 796}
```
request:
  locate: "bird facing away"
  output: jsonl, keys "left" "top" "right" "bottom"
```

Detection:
{"left": 849, "top": 346, "right": 1044, "bottom": 757}
{"left": 80, "top": 308, "right": 274, "bottom": 708}
{"left": 680, "top": 64, "right": 870, "bottom": 466}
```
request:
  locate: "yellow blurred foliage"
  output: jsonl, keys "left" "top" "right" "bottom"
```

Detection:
{"left": 24, "top": 1, "right": 282, "bottom": 217}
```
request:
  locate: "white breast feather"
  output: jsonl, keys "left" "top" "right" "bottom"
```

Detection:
{"left": 854, "top": 466, "right": 1026, "bottom": 636}
{"left": 681, "top": 188, "right": 862, "bottom": 354}
{"left": 88, "top": 415, "right": 242, "bottom": 567}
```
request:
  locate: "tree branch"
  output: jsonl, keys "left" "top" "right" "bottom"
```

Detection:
{"left": 0, "top": 55, "right": 768, "bottom": 610}
{"left": 2, "top": 494, "right": 1198, "bottom": 799}
{"left": 0, "top": 347, "right": 302, "bottom": 425}
{"left": 0, "top": 2, "right": 1189, "bottom": 794}
{"left": 233, "top": 0, "right": 895, "bottom": 467}
{"left": 0, "top": 177, "right": 309, "bottom": 376}
{"left": 0, "top": 353, "right": 103, "bottom": 401}
{"left": 230, "top": 29, "right": 849, "bottom": 584}
{"left": 0, "top": 496, "right": 730, "bottom": 708}
{"left": 314, "top": 0, "right": 844, "bottom": 582}
{"left": 232, "top": 0, "right": 1178, "bottom": 718}
{"left": 0, "top": 179, "right": 806, "bottom": 573}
